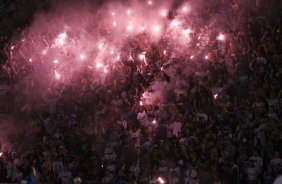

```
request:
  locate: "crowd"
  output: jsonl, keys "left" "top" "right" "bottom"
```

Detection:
{"left": 0, "top": 0, "right": 282, "bottom": 184}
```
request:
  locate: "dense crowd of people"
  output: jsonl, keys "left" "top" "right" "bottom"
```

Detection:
{"left": 0, "top": 0, "right": 282, "bottom": 184}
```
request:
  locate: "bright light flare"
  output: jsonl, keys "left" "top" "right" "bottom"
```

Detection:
{"left": 139, "top": 52, "right": 146, "bottom": 61}
{"left": 53, "top": 59, "right": 58, "bottom": 64}
{"left": 217, "top": 33, "right": 225, "bottom": 41}
{"left": 190, "top": 55, "right": 194, "bottom": 59}
{"left": 55, "top": 70, "right": 61, "bottom": 80}
{"left": 148, "top": 1, "right": 153, "bottom": 5}
{"left": 183, "top": 28, "right": 192, "bottom": 37}
{"left": 29, "top": 58, "right": 32, "bottom": 62}
{"left": 160, "top": 10, "right": 167, "bottom": 17}
{"left": 42, "top": 49, "right": 47, "bottom": 55}
{"left": 103, "top": 68, "right": 108, "bottom": 73}
{"left": 80, "top": 54, "right": 85, "bottom": 60}
{"left": 127, "top": 9, "right": 131, "bottom": 15}
{"left": 214, "top": 94, "right": 218, "bottom": 99}
{"left": 98, "top": 43, "right": 104, "bottom": 50}
{"left": 205, "top": 55, "right": 210, "bottom": 60}
{"left": 113, "top": 21, "right": 117, "bottom": 26}
{"left": 152, "top": 25, "right": 161, "bottom": 33}
{"left": 157, "top": 177, "right": 165, "bottom": 184}
{"left": 139, "top": 101, "right": 143, "bottom": 106}
{"left": 170, "top": 20, "right": 180, "bottom": 28}
{"left": 152, "top": 119, "right": 157, "bottom": 124}
{"left": 96, "top": 62, "right": 103, "bottom": 68}
{"left": 182, "top": 5, "right": 189, "bottom": 13}
{"left": 0, "top": 152, "right": 3, "bottom": 157}
{"left": 55, "top": 32, "right": 67, "bottom": 46}
{"left": 117, "top": 55, "right": 121, "bottom": 60}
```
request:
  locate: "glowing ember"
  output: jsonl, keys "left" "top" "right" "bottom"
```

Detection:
{"left": 217, "top": 33, "right": 225, "bottom": 41}
{"left": 55, "top": 70, "right": 61, "bottom": 80}
{"left": 157, "top": 177, "right": 165, "bottom": 184}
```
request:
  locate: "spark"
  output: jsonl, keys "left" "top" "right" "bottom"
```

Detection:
{"left": 161, "top": 67, "right": 164, "bottom": 70}
{"left": 205, "top": 55, "right": 209, "bottom": 60}
{"left": 163, "top": 50, "right": 167, "bottom": 55}
{"left": 157, "top": 177, "right": 165, "bottom": 184}
{"left": 127, "top": 9, "right": 131, "bottom": 15}
{"left": 139, "top": 101, "right": 143, "bottom": 106}
{"left": 110, "top": 50, "right": 114, "bottom": 55}
{"left": 10, "top": 46, "right": 15, "bottom": 50}
{"left": 53, "top": 59, "right": 58, "bottom": 64}
{"left": 113, "top": 21, "right": 117, "bottom": 26}
{"left": 217, "top": 33, "right": 225, "bottom": 41}
{"left": 214, "top": 94, "right": 218, "bottom": 99}
{"left": 55, "top": 70, "right": 61, "bottom": 80}
{"left": 152, "top": 119, "right": 157, "bottom": 124}
{"left": 190, "top": 55, "right": 194, "bottom": 59}
{"left": 29, "top": 58, "right": 32, "bottom": 62}
{"left": 0, "top": 152, "right": 2, "bottom": 157}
